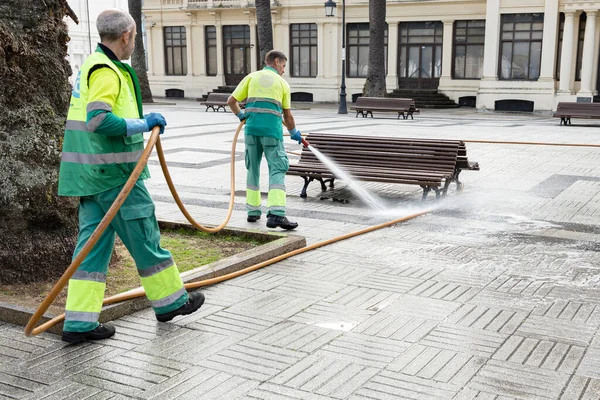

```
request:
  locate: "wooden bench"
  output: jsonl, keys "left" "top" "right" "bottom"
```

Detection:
{"left": 287, "top": 133, "right": 479, "bottom": 200}
{"left": 553, "top": 102, "right": 600, "bottom": 125}
{"left": 198, "top": 93, "right": 246, "bottom": 112}
{"left": 349, "top": 97, "right": 420, "bottom": 119}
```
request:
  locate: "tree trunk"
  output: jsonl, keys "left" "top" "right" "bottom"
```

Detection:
{"left": 0, "top": 0, "right": 79, "bottom": 284}
{"left": 255, "top": 0, "right": 273, "bottom": 69}
{"left": 129, "top": 0, "right": 153, "bottom": 103}
{"left": 363, "top": 0, "right": 387, "bottom": 97}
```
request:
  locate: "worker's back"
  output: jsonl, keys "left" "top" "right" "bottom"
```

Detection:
{"left": 231, "top": 66, "right": 291, "bottom": 139}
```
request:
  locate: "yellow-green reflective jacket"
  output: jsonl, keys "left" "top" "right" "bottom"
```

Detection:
{"left": 58, "top": 51, "right": 149, "bottom": 197}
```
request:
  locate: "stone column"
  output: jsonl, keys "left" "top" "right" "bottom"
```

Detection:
{"left": 216, "top": 21, "right": 224, "bottom": 79}
{"left": 317, "top": 22, "right": 325, "bottom": 78}
{"left": 481, "top": 0, "right": 500, "bottom": 80}
{"left": 154, "top": 25, "right": 165, "bottom": 76}
{"left": 539, "top": 0, "right": 560, "bottom": 81}
{"left": 579, "top": 10, "right": 598, "bottom": 96}
{"left": 198, "top": 24, "right": 206, "bottom": 76}
{"left": 250, "top": 21, "right": 257, "bottom": 72}
{"left": 146, "top": 24, "right": 154, "bottom": 75}
{"left": 386, "top": 22, "right": 399, "bottom": 88}
{"left": 440, "top": 20, "right": 454, "bottom": 79}
{"left": 558, "top": 12, "right": 576, "bottom": 93}
{"left": 185, "top": 24, "right": 193, "bottom": 76}
{"left": 593, "top": 14, "right": 600, "bottom": 94}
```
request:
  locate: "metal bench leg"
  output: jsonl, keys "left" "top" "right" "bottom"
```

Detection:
{"left": 367, "top": 111, "right": 373, "bottom": 118}
{"left": 409, "top": 112, "right": 414, "bottom": 120}
{"left": 454, "top": 170, "right": 463, "bottom": 191}
{"left": 300, "top": 177, "right": 312, "bottom": 198}
{"left": 421, "top": 186, "right": 431, "bottom": 200}
{"left": 397, "top": 112, "right": 402, "bottom": 119}
{"left": 434, "top": 188, "right": 441, "bottom": 198}
{"left": 327, "top": 178, "right": 335, "bottom": 189}
{"left": 318, "top": 178, "right": 328, "bottom": 192}
{"left": 355, "top": 111, "right": 360, "bottom": 118}
{"left": 441, "top": 179, "right": 451, "bottom": 197}
{"left": 205, "top": 106, "right": 211, "bottom": 112}
{"left": 560, "top": 117, "right": 564, "bottom": 126}
{"left": 567, "top": 117, "right": 571, "bottom": 126}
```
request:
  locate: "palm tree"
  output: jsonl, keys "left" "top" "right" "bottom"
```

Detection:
{"left": 0, "top": 0, "right": 79, "bottom": 283}
{"left": 255, "top": 0, "right": 273, "bottom": 68}
{"left": 129, "top": 0, "right": 153, "bottom": 103}
{"left": 363, "top": 0, "right": 387, "bottom": 97}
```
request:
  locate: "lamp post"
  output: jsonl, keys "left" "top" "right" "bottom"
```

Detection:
{"left": 324, "top": 0, "right": 347, "bottom": 114}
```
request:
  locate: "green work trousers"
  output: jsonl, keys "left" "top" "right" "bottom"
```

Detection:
{"left": 63, "top": 180, "right": 188, "bottom": 333}
{"left": 245, "top": 135, "right": 289, "bottom": 217}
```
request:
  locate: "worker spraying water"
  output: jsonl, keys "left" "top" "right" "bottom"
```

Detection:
{"left": 227, "top": 50, "right": 302, "bottom": 230}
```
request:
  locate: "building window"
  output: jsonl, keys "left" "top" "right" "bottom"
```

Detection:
{"left": 164, "top": 26, "right": 187, "bottom": 76}
{"left": 499, "top": 14, "right": 544, "bottom": 80}
{"left": 205, "top": 26, "right": 217, "bottom": 76}
{"left": 290, "top": 23, "right": 318, "bottom": 77}
{"left": 453, "top": 20, "right": 485, "bottom": 79}
{"left": 347, "top": 23, "right": 388, "bottom": 78}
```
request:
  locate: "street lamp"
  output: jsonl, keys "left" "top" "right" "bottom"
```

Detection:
{"left": 324, "top": 0, "right": 347, "bottom": 114}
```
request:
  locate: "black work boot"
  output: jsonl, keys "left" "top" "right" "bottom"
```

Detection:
{"left": 155, "top": 291, "right": 205, "bottom": 322}
{"left": 247, "top": 215, "right": 261, "bottom": 222}
{"left": 266, "top": 215, "right": 298, "bottom": 230}
{"left": 62, "top": 323, "right": 116, "bottom": 344}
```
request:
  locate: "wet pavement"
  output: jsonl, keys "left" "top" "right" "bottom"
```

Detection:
{"left": 2, "top": 102, "right": 600, "bottom": 399}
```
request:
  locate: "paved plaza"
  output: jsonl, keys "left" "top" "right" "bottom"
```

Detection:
{"left": 3, "top": 102, "right": 600, "bottom": 399}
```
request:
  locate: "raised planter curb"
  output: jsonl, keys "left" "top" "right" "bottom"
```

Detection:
{"left": 0, "top": 220, "right": 306, "bottom": 335}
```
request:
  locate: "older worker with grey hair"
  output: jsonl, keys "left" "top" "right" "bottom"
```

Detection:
{"left": 58, "top": 8, "right": 204, "bottom": 344}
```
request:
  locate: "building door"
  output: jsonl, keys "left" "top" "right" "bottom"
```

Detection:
{"left": 223, "top": 25, "right": 251, "bottom": 86}
{"left": 398, "top": 22, "right": 443, "bottom": 90}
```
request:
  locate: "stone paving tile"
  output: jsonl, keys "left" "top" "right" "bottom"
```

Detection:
{"left": 241, "top": 382, "right": 333, "bottom": 400}
{"left": 269, "top": 276, "right": 346, "bottom": 301}
{"left": 418, "top": 324, "right": 507, "bottom": 358}
{"left": 289, "top": 302, "right": 375, "bottom": 332}
{"left": 354, "top": 272, "right": 423, "bottom": 294}
{"left": 487, "top": 275, "right": 555, "bottom": 298}
{"left": 134, "top": 328, "right": 236, "bottom": 362}
{"left": 576, "top": 347, "right": 600, "bottom": 380}
{"left": 445, "top": 304, "right": 528, "bottom": 335}
{"left": 531, "top": 299, "right": 600, "bottom": 327}
{"left": 315, "top": 332, "right": 411, "bottom": 369}
{"left": 470, "top": 289, "right": 543, "bottom": 313}
{"left": 407, "top": 280, "right": 481, "bottom": 303}
{"left": 227, "top": 292, "right": 316, "bottom": 320}
{"left": 270, "top": 353, "right": 380, "bottom": 399}
{"left": 515, "top": 314, "right": 597, "bottom": 346}
{"left": 203, "top": 341, "right": 306, "bottom": 381}
{"left": 350, "top": 370, "right": 460, "bottom": 399}
{"left": 493, "top": 336, "right": 585, "bottom": 374}
{"left": 465, "top": 359, "right": 570, "bottom": 399}
{"left": 144, "top": 367, "right": 259, "bottom": 400}
{"left": 186, "top": 307, "right": 283, "bottom": 339}
{"left": 249, "top": 321, "right": 343, "bottom": 353}
{"left": 561, "top": 375, "right": 600, "bottom": 400}
{"left": 223, "top": 271, "right": 289, "bottom": 291}
{"left": 352, "top": 312, "right": 438, "bottom": 343}
{"left": 323, "top": 286, "right": 403, "bottom": 312}
{"left": 385, "top": 295, "right": 462, "bottom": 321}
{"left": 388, "top": 344, "right": 486, "bottom": 387}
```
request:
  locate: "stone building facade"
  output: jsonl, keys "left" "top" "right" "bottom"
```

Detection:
{"left": 142, "top": 0, "right": 600, "bottom": 111}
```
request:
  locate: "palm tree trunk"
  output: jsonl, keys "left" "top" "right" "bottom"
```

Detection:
{"left": 129, "top": 0, "right": 153, "bottom": 103}
{"left": 363, "top": 0, "right": 387, "bottom": 97}
{"left": 0, "top": 0, "right": 79, "bottom": 283}
{"left": 255, "top": 0, "right": 273, "bottom": 69}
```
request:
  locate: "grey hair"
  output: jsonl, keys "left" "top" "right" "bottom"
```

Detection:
{"left": 97, "top": 9, "right": 135, "bottom": 42}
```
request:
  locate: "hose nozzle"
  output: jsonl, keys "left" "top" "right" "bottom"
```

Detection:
{"left": 301, "top": 138, "right": 310, "bottom": 148}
